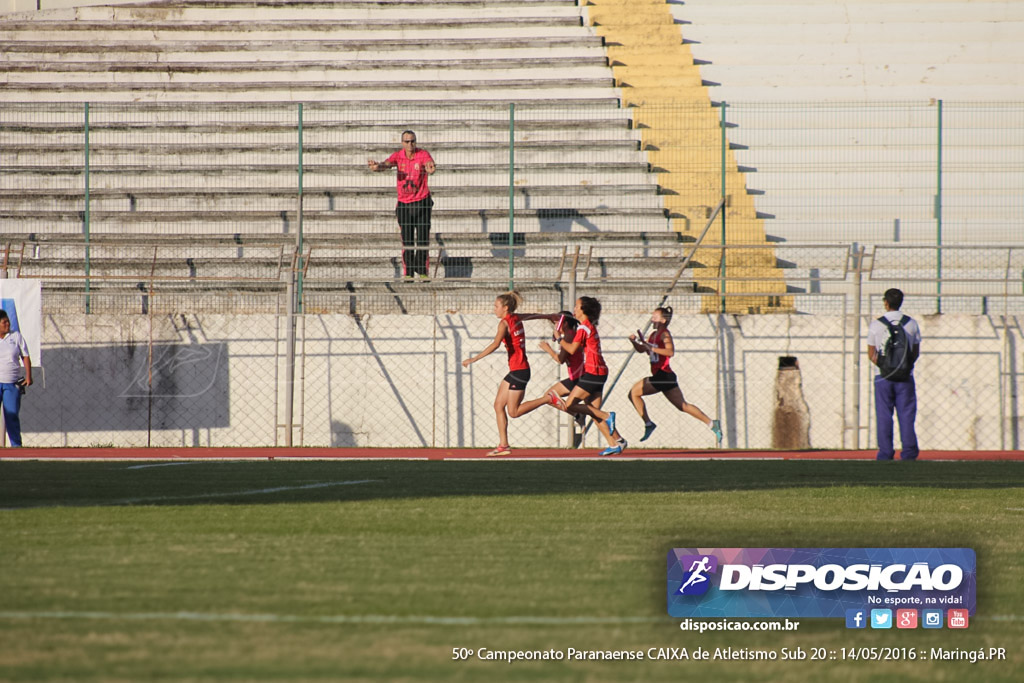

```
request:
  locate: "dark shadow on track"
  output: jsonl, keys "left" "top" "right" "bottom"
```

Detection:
{"left": 1, "top": 460, "right": 1022, "bottom": 509}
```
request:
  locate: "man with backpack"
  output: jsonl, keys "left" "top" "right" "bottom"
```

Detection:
{"left": 867, "top": 288, "right": 922, "bottom": 460}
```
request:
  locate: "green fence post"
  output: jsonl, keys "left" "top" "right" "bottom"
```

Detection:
{"left": 719, "top": 101, "right": 727, "bottom": 313}
{"left": 936, "top": 99, "right": 943, "bottom": 314}
{"left": 509, "top": 102, "right": 515, "bottom": 290}
{"left": 84, "top": 102, "right": 91, "bottom": 314}
{"left": 297, "top": 103, "right": 304, "bottom": 313}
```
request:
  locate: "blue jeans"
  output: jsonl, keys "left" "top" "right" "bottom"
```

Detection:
{"left": 874, "top": 375, "right": 918, "bottom": 460}
{"left": 1, "top": 382, "right": 23, "bottom": 448}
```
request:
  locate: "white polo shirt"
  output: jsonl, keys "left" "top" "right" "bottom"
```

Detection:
{"left": 0, "top": 331, "right": 30, "bottom": 383}
{"left": 867, "top": 311, "right": 922, "bottom": 375}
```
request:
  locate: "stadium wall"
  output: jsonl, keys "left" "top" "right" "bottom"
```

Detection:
{"left": 14, "top": 312, "right": 1022, "bottom": 452}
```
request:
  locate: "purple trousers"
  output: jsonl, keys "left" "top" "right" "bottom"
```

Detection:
{"left": 874, "top": 375, "right": 918, "bottom": 460}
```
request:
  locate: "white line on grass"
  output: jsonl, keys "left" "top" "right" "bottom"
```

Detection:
{"left": 0, "top": 610, "right": 1019, "bottom": 626}
{"left": 0, "top": 610, "right": 664, "bottom": 626}
{"left": 115, "top": 480, "right": 380, "bottom": 505}
{"left": 124, "top": 462, "right": 214, "bottom": 470}
{"left": 0, "top": 480, "right": 380, "bottom": 510}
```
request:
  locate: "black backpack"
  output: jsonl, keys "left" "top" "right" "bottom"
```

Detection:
{"left": 877, "top": 315, "right": 917, "bottom": 381}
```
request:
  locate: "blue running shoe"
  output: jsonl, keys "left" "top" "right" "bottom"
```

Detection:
{"left": 606, "top": 411, "right": 616, "bottom": 435}
{"left": 711, "top": 419, "right": 723, "bottom": 446}
{"left": 640, "top": 422, "right": 657, "bottom": 442}
{"left": 599, "top": 444, "right": 623, "bottom": 456}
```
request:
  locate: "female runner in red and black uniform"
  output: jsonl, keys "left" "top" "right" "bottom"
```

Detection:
{"left": 628, "top": 306, "right": 722, "bottom": 445}
{"left": 462, "top": 291, "right": 548, "bottom": 456}
{"left": 557, "top": 296, "right": 626, "bottom": 456}
{"left": 515, "top": 312, "right": 595, "bottom": 428}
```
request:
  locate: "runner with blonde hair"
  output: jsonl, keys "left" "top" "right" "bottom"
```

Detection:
{"left": 462, "top": 292, "right": 549, "bottom": 456}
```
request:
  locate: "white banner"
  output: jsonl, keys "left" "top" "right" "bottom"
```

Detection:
{"left": 0, "top": 279, "right": 42, "bottom": 364}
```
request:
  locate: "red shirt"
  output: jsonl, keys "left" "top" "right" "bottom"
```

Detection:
{"left": 647, "top": 328, "right": 672, "bottom": 374}
{"left": 573, "top": 322, "right": 608, "bottom": 376}
{"left": 386, "top": 148, "right": 434, "bottom": 204}
{"left": 566, "top": 347, "right": 585, "bottom": 381}
{"left": 502, "top": 313, "right": 529, "bottom": 372}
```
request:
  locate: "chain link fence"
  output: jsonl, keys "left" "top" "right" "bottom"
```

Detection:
{"left": 3, "top": 98, "right": 1023, "bottom": 450}
{"left": 11, "top": 279, "right": 1024, "bottom": 452}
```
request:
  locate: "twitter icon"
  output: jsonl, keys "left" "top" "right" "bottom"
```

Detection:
{"left": 870, "top": 609, "right": 893, "bottom": 629}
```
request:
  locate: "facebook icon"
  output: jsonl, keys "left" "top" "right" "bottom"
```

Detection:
{"left": 845, "top": 609, "right": 867, "bottom": 629}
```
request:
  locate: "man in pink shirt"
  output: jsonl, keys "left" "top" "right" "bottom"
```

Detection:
{"left": 368, "top": 130, "right": 436, "bottom": 281}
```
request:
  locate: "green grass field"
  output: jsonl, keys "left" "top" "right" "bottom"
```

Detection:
{"left": 1, "top": 459, "right": 1022, "bottom": 682}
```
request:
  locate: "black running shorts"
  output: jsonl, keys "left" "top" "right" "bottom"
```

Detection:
{"left": 503, "top": 369, "right": 531, "bottom": 391}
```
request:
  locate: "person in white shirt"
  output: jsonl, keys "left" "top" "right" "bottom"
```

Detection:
{"left": 866, "top": 289, "right": 921, "bottom": 460}
{"left": 0, "top": 309, "right": 32, "bottom": 448}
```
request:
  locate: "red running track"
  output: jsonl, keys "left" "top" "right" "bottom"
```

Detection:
{"left": 1, "top": 447, "right": 1022, "bottom": 461}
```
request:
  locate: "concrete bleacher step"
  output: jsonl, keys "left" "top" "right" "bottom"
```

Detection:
{"left": 1, "top": 208, "right": 673, "bottom": 235}
{"left": 9, "top": 230, "right": 704, "bottom": 290}
{"left": 0, "top": 20, "right": 589, "bottom": 43}
{"left": 34, "top": 254, "right": 703, "bottom": 283}
{"left": 0, "top": 99, "right": 630, "bottom": 120}
{"left": 763, "top": 222, "right": 1024, "bottom": 245}
{"left": 0, "top": 41, "right": 608, "bottom": 63}
{"left": 0, "top": 0, "right": 616, "bottom": 101}
{"left": 2, "top": 61, "right": 612, "bottom": 85}
{"left": 1, "top": 142, "right": 647, "bottom": 167}
{"left": 65, "top": 0, "right": 585, "bottom": 21}
{"left": 112, "top": 0, "right": 581, "bottom": 5}
{"left": 6, "top": 230, "right": 695, "bottom": 248}
{"left": 0, "top": 185, "right": 664, "bottom": 212}
{"left": 0, "top": 116, "right": 638, "bottom": 137}
{"left": 0, "top": 163, "right": 655, "bottom": 182}
{"left": 699, "top": 64, "right": 1016, "bottom": 89}
{"left": 1, "top": 0, "right": 686, "bottom": 264}
{"left": 0, "top": 103, "right": 635, "bottom": 119}
{"left": 1, "top": 3, "right": 590, "bottom": 40}
{"left": 676, "top": 1, "right": 1024, "bottom": 25}
{"left": 690, "top": 41, "right": 1024, "bottom": 67}
{"left": 0, "top": 80, "right": 617, "bottom": 103}
{"left": 667, "top": 0, "right": 1024, "bottom": 247}
{"left": 4, "top": 57, "right": 609, "bottom": 79}
{"left": 309, "top": 257, "right": 704, "bottom": 283}
{"left": 676, "top": 21, "right": 1024, "bottom": 46}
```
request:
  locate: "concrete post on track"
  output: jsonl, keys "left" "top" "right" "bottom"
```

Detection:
{"left": 772, "top": 356, "right": 811, "bottom": 449}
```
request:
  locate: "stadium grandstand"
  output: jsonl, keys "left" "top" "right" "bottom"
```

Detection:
{"left": 1, "top": 0, "right": 1022, "bottom": 449}
{"left": 2, "top": 0, "right": 1022, "bottom": 314}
